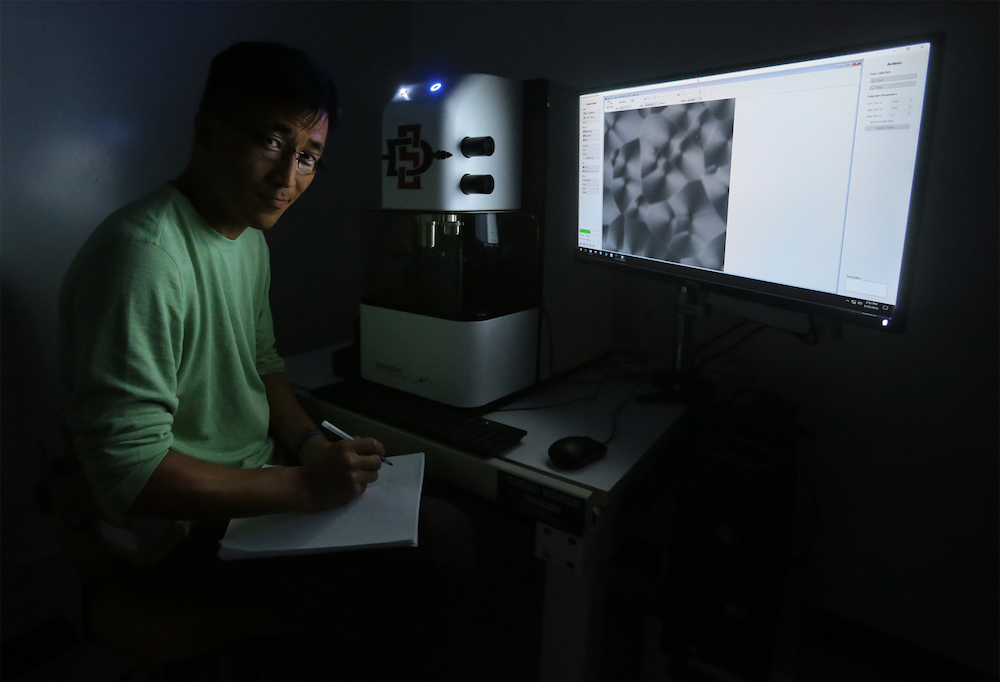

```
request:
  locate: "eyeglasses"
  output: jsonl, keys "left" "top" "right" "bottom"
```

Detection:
{"left": 221, "top": 119, "right": 326, "bottom": 175}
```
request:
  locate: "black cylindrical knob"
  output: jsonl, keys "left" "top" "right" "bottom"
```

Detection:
{"left": 460, "top": 136, "right": 495, "bottom": 157}
{"left": 460, "top": 174, "right": 495, "bottom": 195}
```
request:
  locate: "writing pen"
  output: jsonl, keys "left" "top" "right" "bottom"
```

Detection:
{"left": 320, "top": 420, "right": 392, "bottom": 466}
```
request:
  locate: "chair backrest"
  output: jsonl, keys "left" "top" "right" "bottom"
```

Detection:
{"left": 53, "top": 424, "right": 190, "bottom": 565}
{"left": 40, "top": 435, "right": 266, "bottom": 667}
{"left": 39, "top": 451, "right": 114, "bottom": 582}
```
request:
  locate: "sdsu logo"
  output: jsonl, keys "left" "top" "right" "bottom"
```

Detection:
{"left": 383, "top": 124, "right": 452, "bottom": 189}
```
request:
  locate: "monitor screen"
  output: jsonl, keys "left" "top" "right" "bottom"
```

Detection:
{"left": 577, "top": 37, "right": 938, "bottom": 331}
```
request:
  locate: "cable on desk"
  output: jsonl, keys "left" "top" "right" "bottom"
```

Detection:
{"left": 604, "top": 353, "right": 653, "bottom": 381}
{"left": 494, "top": 376, "right": 606, "bottom": 412}
{"left": 601, "top": 378, "right": 646, "bottom": 446}
{"left": 495, "top": 353, "right": 650, "bottom": 413}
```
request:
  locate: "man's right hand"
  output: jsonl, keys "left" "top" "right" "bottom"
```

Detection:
{"left": 296, "top": 436, "right": 385, "bottom": 511}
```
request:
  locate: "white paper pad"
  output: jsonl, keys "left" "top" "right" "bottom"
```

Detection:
{"left": 218, "top": 452, "right": 424, "bottom": 560}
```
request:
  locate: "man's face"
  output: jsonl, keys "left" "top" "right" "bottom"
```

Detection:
{"left": 203, "top": 102, "right": 329, "bottom": 234}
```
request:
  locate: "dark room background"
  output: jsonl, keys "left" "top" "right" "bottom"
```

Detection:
{"left": 2, "top": 1, "right": 997, "bottom": 676}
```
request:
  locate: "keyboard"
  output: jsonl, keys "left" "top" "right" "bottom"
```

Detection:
{"left": 312, "top": 380, "right": 527, "bottom": 457}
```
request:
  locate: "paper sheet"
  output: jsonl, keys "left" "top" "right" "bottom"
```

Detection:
{"left": 218, "top": 452, "right": 424, "bottom": 560}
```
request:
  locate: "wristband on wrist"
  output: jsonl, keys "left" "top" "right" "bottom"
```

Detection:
{"left": 291, "top": 427, "right": 328, "bottom": 457}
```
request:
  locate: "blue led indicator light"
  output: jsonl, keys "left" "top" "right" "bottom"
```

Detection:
{"left": 430, "top": 82, "right": 442, "bottom": 92}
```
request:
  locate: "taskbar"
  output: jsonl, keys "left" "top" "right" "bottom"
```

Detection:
{"left": 579, "top": 247, "right": 626, "bottom": 262}
{"left": 576, "top": 246, "right": 896, "bottom": 319}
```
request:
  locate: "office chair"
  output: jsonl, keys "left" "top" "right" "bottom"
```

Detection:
{"left": 37, "top": 442, "right": 269, "bottom": 680}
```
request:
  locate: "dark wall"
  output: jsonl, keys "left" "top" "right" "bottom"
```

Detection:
{"left": 408, "top": 1, "right": 999, "bottom": 672}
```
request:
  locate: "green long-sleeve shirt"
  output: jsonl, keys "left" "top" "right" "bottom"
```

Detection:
{"left": 59, "top": 184, "right": 285, "bottom": 514}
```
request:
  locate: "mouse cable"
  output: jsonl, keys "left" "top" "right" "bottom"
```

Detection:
{"left": 604, "top": 352, "right": 653, "bottom": 382}
{"left": 495, "top": 351, "right": 650, "bottom": 414}
{"left": 601, "top": 378, "right": 645, "bottom": 446}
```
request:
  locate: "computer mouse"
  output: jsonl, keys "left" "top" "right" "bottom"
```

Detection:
{"left": 547, "top": 436, "right": 608, "bottom": 470}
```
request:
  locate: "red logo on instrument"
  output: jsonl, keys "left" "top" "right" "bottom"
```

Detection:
{"left": 383, "top": 125, "right": 452, "bottom": 190}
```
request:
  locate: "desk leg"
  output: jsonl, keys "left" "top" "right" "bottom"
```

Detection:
{"left": 537, "top": 524, "right": 611, "bottom": 681}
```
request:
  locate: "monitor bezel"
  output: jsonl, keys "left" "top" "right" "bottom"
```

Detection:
{"left": 574, "top": 33, "right": 944, "bottom": 333}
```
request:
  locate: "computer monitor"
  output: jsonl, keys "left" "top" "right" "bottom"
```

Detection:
{"left": 577, "top": 36, "right": 940, "bottom": 332}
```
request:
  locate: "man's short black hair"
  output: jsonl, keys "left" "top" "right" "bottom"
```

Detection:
{"left": 199, "top": 42, "right": 339, "bottom": 131}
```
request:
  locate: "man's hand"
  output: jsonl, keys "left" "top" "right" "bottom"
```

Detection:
{"left": 295, "top": 436, "right": 385, "bottom": 511}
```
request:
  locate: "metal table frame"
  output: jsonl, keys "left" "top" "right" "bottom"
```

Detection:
{"left": 298, "top": 388, "right": 685, "bottom": 680}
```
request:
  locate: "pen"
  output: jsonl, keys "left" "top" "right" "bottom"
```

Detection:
{"left": 320, "top": 420, "right": 392, "bottom": 466}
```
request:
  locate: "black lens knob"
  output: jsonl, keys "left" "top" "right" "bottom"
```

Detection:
{"left": 459, "top": 174, "right": 495, "bottom": 195}
{"left": 460, "top": 136, "right": 495, "bottom": 157}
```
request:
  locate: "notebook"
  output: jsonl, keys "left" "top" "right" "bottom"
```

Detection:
{"left": 218, "top": 452, "right": 424, "bottom": 560}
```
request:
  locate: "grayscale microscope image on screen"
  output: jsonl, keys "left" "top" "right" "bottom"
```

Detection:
{"left": 603, "top": 99, "right": 734, "bottom": 270}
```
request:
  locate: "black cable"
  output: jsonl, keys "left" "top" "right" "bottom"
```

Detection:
{"left": 790, "top": 314, "right": 819, "bottom": 345}
{"left": 497, "top": 354, "right": 648, "bottom": 447}
{"left": 601, "top": 378, "right": 645, "bottom": 446}
{"left": 693, "top": 312, "right": 819, "bottom": 371}
{"left": 692, "top": 319, "right": 752, "bottom": 366}
{"left": 694, "top": 314, "right": 821, "bottom": 371}
{"left": 540, "top": 305, "right": 555, "bottom": 378}
{"left": 603, "top": 353, "right": 651, "bottom": 382}
{"left": 695, "top": 323, "right": 768, "bottom": 370}
{"left": 497, "top": 353, "right": 649, "bottom": 446}
{"left": 495, "top": 375, "right": 606, "bottom": 412}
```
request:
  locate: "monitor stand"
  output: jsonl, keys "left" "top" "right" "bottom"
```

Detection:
{"left": 638, "top": 285, "right": 710, "bottom": 404}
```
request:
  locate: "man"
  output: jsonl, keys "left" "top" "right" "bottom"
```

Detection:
{"left": 60, "top": 42, "right": 473, "bottom": 676}
{"left": 61, "top": 41, "right": 385, "bottom": 524}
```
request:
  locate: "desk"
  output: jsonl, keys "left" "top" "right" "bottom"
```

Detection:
{"left": 287, "top": 348, "right": 687, "bottom": 680}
